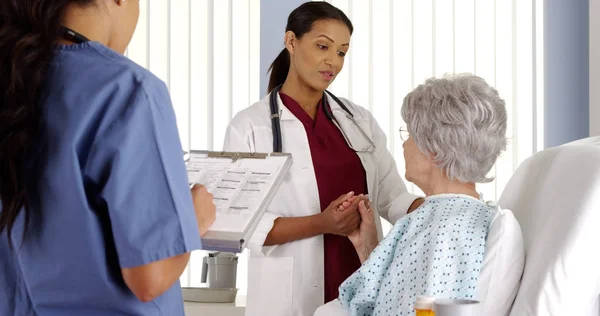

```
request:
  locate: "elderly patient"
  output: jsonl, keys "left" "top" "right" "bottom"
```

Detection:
{"left": 316, "top": 74, "right": 508, "bottom": 316}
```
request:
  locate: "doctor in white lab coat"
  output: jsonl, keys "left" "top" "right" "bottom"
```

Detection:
{"left": 222, "top": 3, "right": 422, "bottom": 316}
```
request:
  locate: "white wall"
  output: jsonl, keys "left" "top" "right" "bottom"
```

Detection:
{"left": 591, "top": 0, "right": 600, "bottom": 137}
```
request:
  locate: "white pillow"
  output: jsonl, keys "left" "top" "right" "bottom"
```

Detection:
{"left": 476, "top": 207, "right": 525, "bottom": 316}
{"left": 499, "top": 142, "right": 600, "bottom": 316}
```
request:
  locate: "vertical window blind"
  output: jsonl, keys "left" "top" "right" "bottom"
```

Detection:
{"left": 125, "top": 0, "right": 260, "bottom": 293}
{"left": 320, "top": 0, "right": 544, "bottom": 233}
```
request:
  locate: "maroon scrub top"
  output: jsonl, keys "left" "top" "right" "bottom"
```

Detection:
{"left": 279, "top": 92, "right": 367, "bottom": 302}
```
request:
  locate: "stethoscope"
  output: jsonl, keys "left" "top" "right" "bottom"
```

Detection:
{"left": 61, "top": 26, "right": 90, "bottom": 44}
{"left": 269, "top": 84, "right": 376, "bottom": 153}
{"left": 60, "top": 3, "right": 126, "bottom": 44}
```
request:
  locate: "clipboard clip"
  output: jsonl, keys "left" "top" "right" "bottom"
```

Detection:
{"left": 208, "top": 151, "right": 268, "bottom": 162}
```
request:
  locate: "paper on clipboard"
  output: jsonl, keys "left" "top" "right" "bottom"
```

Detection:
{"left": 185, "top": 151, "right": 292, "bottom": 253}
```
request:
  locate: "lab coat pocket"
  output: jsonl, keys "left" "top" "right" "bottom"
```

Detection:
{"left": 246, "top": 256, "right": 294, "bottom": 316}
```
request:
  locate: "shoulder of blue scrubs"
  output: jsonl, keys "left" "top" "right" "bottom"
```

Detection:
{"left": 79, "top": 42, "right": 202, "bottom": 268}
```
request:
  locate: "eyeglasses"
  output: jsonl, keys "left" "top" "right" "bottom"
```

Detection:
{"left": 399, "top": 126, "right": 410, "bottom": 141}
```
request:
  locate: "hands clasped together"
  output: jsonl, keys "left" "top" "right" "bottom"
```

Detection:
{"left": 321, "top": 192, "right": 379, "bottom": 263}
{"left": 189, "top": 184, "right": 380, "bottom": 263}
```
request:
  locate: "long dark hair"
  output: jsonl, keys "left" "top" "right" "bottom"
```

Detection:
{"left": 267, "top": 2, "right": 353, "bottom": 93}
{"left": 0, "top": 0, "right": 94, "bottom": 249}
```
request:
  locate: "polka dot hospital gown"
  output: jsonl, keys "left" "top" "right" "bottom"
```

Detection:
{"left": 338, "top": 194, "right": 497, "bottom": 316}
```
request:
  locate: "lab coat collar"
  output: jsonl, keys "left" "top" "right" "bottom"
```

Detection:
{"left": 324, "top": 92, "right": 347, "bottom": 115}
{"left": 264, "top": 91, "right": 298, "bottom": 122}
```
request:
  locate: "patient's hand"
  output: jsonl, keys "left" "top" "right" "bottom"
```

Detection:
{"left": 337, "top": 195, "right": 360, "bottom": 211}
{"left": 348, "top": 200, "right": 378, "bottom": 264}
{"left": 320, "top": 193, "right": 362, "bottom": 237}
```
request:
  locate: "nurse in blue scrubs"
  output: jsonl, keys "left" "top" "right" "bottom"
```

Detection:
{"left": 0, "top": 0, "right": 215, "bottom": 315}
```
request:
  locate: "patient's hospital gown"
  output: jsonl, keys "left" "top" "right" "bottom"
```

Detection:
{"left": 338, "top": 194, "right": 497, "bottom": 316}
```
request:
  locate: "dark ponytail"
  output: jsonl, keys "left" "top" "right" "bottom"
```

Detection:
{"left": 267, "top": 1, "right": 353, "bottom": 93}
{"left": 267, "top": 48, "right": 291, "bottom": 94}
{"left": 0, "top": 0, "right": 93, "bottom": 249}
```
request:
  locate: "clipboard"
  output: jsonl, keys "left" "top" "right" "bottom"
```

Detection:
{"left": 185, "top": 150, "right": 292, "bottom": 253}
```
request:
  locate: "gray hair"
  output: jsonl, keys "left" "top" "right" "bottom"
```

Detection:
{"left": 401, "top": 74, "right": 508, "bottom": 183}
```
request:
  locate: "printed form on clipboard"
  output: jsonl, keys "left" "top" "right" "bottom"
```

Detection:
{"left": 185, "top": 151, "right": 292, "bottom": 253}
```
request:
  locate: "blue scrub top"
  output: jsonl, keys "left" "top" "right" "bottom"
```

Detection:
{"left": 0, "top": 42, "right": 201, "bottom": 315}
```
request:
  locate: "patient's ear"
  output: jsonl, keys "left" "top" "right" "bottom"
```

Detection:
{"left": 427, "top": 151, "right": 439, "bottom": 166}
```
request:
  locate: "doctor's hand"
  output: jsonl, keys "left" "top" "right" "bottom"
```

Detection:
{"left": 320, "top": 192, "right": 362, "bottom": 237}
{"left": 191, "top": 184, "right": 216, "bottom": 237}
{"left": 348, "top": 200, "right": 378, "bottom": 264}
{"left": 337, "top": 194, "right": 368, "bottom": 211}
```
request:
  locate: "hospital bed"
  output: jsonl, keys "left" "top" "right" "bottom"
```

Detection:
{"left": 315, "top": 136, "right": 600, "bottom": 316}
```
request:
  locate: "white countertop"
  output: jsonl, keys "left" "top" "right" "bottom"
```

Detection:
{"left": 184, "top": 294, "right": 246, "bottom": 316}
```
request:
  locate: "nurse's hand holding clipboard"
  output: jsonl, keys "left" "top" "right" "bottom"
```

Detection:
{"left": 191, "top": 184, "right": 216, "bottom": 236}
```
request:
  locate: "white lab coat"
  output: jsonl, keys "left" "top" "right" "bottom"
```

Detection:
{"left": 222, "top": 92, "right": 419, "bottom": 316}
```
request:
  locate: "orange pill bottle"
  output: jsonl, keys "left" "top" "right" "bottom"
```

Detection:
{"left": 414, "top": 295, "right": 436, "bottom": 316}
